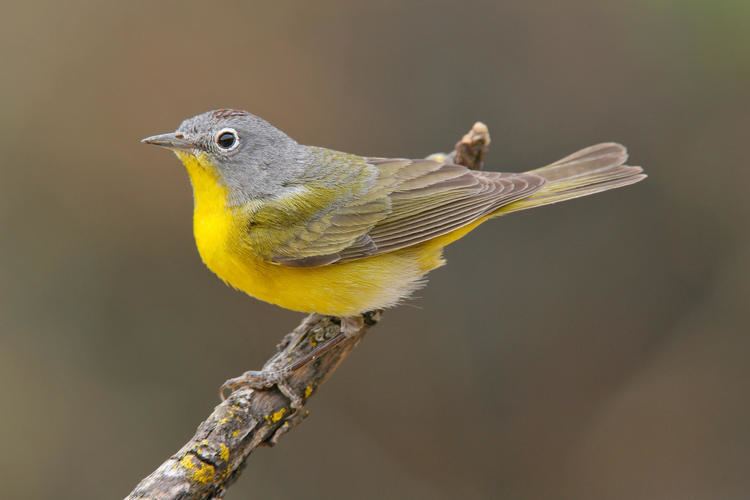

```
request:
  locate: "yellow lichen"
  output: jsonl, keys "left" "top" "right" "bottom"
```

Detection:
{"left": 180, "top": 455, "right": 196, "bottom": 470}
{"left": 267, "top": 407, "right": 287, "bottom": 423}
{"left": 192, "top": 462, "right": 216, "bottom": 484}
{"left": 232, "top": 430, "right": 240, "bottom": 438}
{"left": 219, "top": 443, "right": 230, "bottom": 461}
{"left": 304, "top": 385, "right": 314, "bottom": 399}
{"left": 219, "top": 409, "right": 238, "bottom": 426}
{"left": 180, "top": 453, "right": 217, "bottom": 484}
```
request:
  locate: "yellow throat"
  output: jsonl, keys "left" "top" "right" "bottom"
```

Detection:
{"left": 176, "top": 152, "right": 246, "bottom": 272}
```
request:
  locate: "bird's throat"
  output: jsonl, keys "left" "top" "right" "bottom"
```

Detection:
{"left": 176, "top": 152, "right": 237, "bottom": 269}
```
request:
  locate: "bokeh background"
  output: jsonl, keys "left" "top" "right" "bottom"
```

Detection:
{"left": 1, "top": 1, "right": 748, "bottom": 498}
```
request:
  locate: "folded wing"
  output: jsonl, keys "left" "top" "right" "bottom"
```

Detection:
{"left": 266, "top": 157, "right": 545, "bottom": 266}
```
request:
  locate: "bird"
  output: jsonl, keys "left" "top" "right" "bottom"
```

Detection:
{"left": 142, "top": 109, "right": 645, "bottom": 400}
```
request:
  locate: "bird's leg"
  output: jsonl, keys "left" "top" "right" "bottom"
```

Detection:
{"left": 219, "top": 315, "right": 367, "bottom": 408}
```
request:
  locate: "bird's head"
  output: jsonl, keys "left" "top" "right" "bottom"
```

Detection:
{"left": 142, "top": 109, "right": 306, "bottom": 202}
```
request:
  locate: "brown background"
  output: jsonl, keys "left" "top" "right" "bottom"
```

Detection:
{"left": 1, "top": 1, "right": 748, "bottom": 499}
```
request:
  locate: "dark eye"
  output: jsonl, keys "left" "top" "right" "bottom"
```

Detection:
{"left": 215, "top": 128, "right": 239, "bottom": 151}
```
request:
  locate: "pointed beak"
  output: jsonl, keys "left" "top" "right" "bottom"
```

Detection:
{"left": 141, "top": 132, "right": 195, "bottom": 150}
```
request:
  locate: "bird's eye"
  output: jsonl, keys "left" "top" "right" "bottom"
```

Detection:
{"left": 214, "top": 128, "right": 239, "bottom": 151}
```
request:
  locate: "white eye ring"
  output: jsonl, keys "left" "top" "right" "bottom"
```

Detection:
{"left": 214, "top": 127, "right": 239, "bottom": 151}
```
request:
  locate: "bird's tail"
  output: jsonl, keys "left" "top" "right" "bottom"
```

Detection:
{"left": 496, "top": 143, "right": 646, "bottom": 215}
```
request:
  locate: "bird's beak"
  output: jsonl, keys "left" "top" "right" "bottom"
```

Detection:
{"left": 141, "top": 132, "right": 195, "bottom": 150}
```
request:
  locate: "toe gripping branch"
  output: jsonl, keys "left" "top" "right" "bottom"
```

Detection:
{"left": 220, "top": 311, "right": 382, "bottom": 410}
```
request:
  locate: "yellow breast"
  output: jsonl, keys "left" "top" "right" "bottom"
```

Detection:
{"left": 178, "top": 153, "right": 412, "bottom": 316}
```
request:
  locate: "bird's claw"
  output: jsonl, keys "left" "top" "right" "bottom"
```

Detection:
{"left": 219, "top": 313, "right": 373, "bottom": 408}
{"left": 220, "top": 368, "right": 304, "bottom": 409}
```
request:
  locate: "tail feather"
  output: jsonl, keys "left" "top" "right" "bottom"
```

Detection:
{"left": 497, "top": 143, "right": 645, "bottom": 214}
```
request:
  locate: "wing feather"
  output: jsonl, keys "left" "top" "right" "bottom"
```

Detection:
{"left": 263, "top": 156, "right": 544, "bottom": 266}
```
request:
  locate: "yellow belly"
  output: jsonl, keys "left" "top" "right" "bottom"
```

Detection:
{"left": 180, "top": 152, "right": 488, "bottom": 316}
{"left": 201, "top": 220, "right": 486, "bottom": 316}
{"left": 204, "top": 243, "right": 435, "bottom": 316}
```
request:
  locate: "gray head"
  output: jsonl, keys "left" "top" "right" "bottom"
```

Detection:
{"left": 142, "top": 109, "right": 309, "bottom": 202}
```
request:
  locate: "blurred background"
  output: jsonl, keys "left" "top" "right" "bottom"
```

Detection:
{"left": 1, "top": 0, "right": 748, "bottom": 498}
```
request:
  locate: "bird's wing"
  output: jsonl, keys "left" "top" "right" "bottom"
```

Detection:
{"left": 249, "top": 157, "right": 545, "bottom": 267}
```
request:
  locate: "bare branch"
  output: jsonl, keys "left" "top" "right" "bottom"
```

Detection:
{"left": 125, "top": 123, "right": 493, "bottom": 500}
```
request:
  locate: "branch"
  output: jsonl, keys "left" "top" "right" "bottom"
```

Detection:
{"left": 125, "top": 123, "right": 492, "bottom": 500}
{"left": 453, "top": 121, "right": 491, "bottom": 170}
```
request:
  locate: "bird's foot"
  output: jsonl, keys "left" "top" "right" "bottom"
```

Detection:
{"left": 220, "top": 367, "right": 304, "bottom": 408}
{"left": 219, "top": 313, "right": 375, "bottom": 408}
